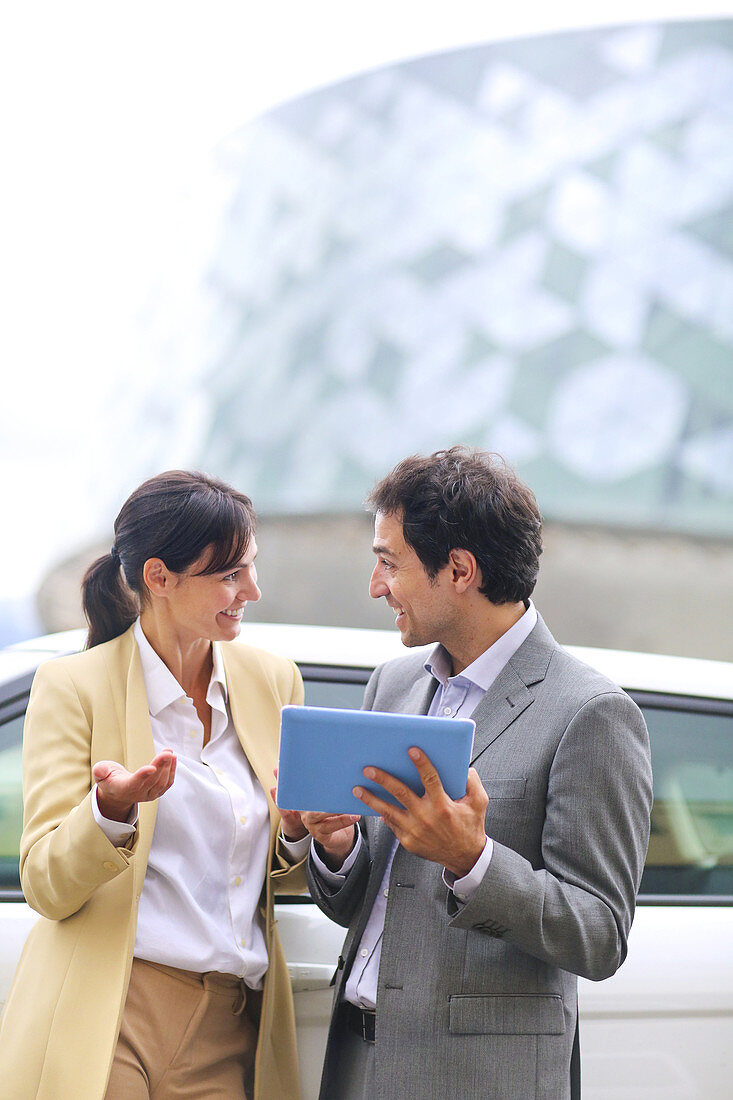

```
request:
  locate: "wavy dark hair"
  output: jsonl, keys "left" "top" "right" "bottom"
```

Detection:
{"left": 366, "top": 446, "right": 542, "bottom": 604}
{"left": 82, "top": 471, "right": 256, "bottom": 648}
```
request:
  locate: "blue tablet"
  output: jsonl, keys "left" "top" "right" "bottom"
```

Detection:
{"left": 277, "top": 705, "right": 475, "bottom": 815}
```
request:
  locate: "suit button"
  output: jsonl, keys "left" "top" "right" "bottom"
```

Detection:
{"left": 103, "top": 861, "right": 117, "bottom": 871}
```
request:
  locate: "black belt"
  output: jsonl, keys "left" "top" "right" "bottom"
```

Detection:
{"left": 343, "top": 1001, "right": 376, "bottom": 1043}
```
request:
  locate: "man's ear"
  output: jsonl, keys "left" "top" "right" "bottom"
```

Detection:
{"left": 142, "top": 558, "right": 173, "bottom": 599}
{"left": 448, "top": 548, "right": 479, "bottom": 593}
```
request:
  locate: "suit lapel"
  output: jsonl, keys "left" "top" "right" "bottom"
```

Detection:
{"left": 397, "top": 669, "right": 439, "bottom": 716}
{"left": 469, "top": 664, "right": 534, "bottom": 761}
{"left": 469, "top": 613, "right": 556, "bottom": 762}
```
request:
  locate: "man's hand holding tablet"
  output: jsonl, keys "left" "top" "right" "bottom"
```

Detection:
{"left": 276, "top": 705, "right": 477, "bottom": 871}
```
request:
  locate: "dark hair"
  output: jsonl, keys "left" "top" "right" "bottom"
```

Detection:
{"left": 366, "top": 446, "right": 542, "bottom": 604}
{"left": 82, "top": 471, "right": 256, "bottom": 648}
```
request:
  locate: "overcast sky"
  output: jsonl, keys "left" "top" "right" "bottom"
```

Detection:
{"left": 0, "top": 0, "right": 729, "bottom": 609}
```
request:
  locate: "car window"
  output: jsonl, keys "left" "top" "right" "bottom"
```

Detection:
{"left": 2, "top": 674, "right": 732, "bottom": 902}
{"left": 638, "top": 703, "right": 733, "bottom": 899}
{"left": 0, "top": 714, "right": 23, "bottom": 889}
{"left": 302, "top": 671, "right": 368, "bottom": 711}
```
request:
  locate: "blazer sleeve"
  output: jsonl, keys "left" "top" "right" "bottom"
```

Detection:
{"left": 20, "top": 660, "right": 135, "bottom": 921}
{"left": 449, "top": 689, "right": 653, "bottom": 981}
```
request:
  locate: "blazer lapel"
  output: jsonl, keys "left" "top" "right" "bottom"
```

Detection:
{"left": 221, "top": 648, "right": 279, "bottom": 837}
{"left": 101, "top": 627, "right": 159, "bottom": 875}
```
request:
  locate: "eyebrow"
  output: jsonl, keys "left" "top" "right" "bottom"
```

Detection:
{"left": 221, "top": 551, "right": 257, "bottom": 573}
{"left": 372, "top": 543, "right": 393, "bottom": 557}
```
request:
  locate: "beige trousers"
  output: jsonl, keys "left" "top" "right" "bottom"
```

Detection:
{"left": 105, "top": 958, "right": 258, "bottom": 1100}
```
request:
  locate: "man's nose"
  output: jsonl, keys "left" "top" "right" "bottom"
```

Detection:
{"left": 369, "top": 565, "right": 387, "bottom": 600}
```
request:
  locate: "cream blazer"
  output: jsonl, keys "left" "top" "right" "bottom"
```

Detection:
{"left": 0, "top": 626, "right": 305, "bottom": 1100}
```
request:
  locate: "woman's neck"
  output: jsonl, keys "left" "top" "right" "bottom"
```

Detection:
{"left": 138, "top": 610, "right": 213, "bottom": 698}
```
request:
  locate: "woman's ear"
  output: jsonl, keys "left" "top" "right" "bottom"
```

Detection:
{"left": 141, "top": 558, "right": 173, "bottom": 599}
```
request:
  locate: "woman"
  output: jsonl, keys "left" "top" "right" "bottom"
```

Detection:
{"left": 0, "top": 471, "right": 310, "bottom": 1100}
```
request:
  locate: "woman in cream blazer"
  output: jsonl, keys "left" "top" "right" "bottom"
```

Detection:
{"left": 0, "top": 471, "right": 308, "bottom": 1100}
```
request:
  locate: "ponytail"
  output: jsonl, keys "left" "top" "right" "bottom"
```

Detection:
{"left": 82, "top": 551, "right": 138, "bottom": 649}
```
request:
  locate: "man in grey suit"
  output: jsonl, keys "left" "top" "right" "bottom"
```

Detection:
{"left": 300, "top": 447, "right": 653, "bottom": 1100}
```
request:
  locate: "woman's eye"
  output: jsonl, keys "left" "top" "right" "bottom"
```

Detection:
{"left": 224, "top": 572, "right": 238, "bottom": 582}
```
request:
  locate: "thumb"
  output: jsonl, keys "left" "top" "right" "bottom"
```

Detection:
{"left": 466, "top": 767, "right": 488, "bottom": 801}
{"left": 92, "top": 760, "right": 114, "bottom": 782}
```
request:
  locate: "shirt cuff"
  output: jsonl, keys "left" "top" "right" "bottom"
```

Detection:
{"left": 279, "top": 832, "right": 311, "bottom": 863}
{"left": 310, "top": 828, "right": 362, "bottom": 887}
{"left": 92, "top": 785, "right": 138, "bottom": 845}
{"left": 442, "top": 836, "right": 493, "bottom": 904}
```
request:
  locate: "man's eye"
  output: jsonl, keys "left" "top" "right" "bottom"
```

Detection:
{"left": 224, "top": 572, "right": 238, "bottom": 582}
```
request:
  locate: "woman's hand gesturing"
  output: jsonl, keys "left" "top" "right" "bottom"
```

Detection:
{"left": 93, "top": 749, "right": 177, "bottom": 822}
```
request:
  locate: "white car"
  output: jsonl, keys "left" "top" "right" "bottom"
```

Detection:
{"left": 1, "top": 624, "right": 732, "bottom": 1099}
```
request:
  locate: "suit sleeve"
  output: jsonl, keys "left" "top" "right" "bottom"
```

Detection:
{"left": 20, "top": 661, "right": 134, "bottom": 921}
{"left": 449, "top": 690, "right": 653, "bottom": 981}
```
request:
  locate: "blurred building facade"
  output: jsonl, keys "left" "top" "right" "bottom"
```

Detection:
{"left": 200, "top": 19, "right": 733, "bottom": 539}
{"left": 33, "top": 19, "right": 733, "bottom": 662}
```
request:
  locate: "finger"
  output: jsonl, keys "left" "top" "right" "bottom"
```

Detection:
{"left": 279, "top": 808, "right": 308, "bottom": 840}
{"left": 151, "top": 758, "right": 177, "bottom": 798}
{"left": 149, "top": 749, "right": 175, "bottom": 769}
{"left": 315, "top": 814, "right": 360, "bottom": 834}
{"left": 407, "top": 747, "right": 445, "bottom": 797}
{"left": 150, "top": 751, "right": 175, "bottom": 782}
{"left": 302, "top": 811, "right": 357, "bottom": 828}
{"left": 132, "top": 760, "right": 172, "bottom": 801}
{"left": 160, "top": 754, "right": 177, "bottom": 788}
{"left": 353, "top": 784, "right": 406, "bottom": 821}
{"left": 361, "top": 766, "right": 416, "bottom": 810}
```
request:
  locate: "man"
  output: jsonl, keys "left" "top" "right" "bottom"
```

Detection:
{"left": 303, "top": 447, "right": 653, "bottom": 1100}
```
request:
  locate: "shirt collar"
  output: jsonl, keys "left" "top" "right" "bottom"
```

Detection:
{"left": 425, "top": 600, "right": 538, "bottom": 693}
{"left": 133, "top": 619, "right": 228, "bottom": 718}
{"left": 208, "top": 639, "right": 228, "bottom": 714}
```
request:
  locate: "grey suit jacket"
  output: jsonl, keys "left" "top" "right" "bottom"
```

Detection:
{"left": 307, "top": 613, "right": 653, "bottom": 1100}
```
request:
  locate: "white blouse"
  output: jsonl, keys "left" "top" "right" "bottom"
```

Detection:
{"left": 93, "top": 621, "right": 275, "bottom": 987}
